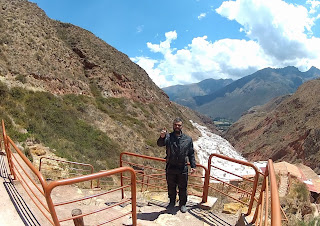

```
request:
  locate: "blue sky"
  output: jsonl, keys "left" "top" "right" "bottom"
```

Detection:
{"left": 29, "top": 0, "right": 320, "bottom": 88}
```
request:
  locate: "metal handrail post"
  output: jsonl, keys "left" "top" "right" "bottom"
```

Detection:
{"left": 252, "top": 170, "right": 268, "bottom": 224}
{"left": 202, "top": 154, "right": 212, "bottom": 204}
{"left": 269, "top": 160, "right": 281, "bottom": 225}
{"left": 208, "top": 153, "right": 259, "bottom": 216}
{"left": 120, "top": 153, "right": 124, "bottom": 199}
{"left": 2, "top": 120, "right": 16, "bottom": 179}
{"left": 130, "top": 167, "right": 137, "bottom": 226}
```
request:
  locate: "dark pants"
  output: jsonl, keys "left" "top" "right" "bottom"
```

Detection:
{"left": 166, "top": 173, "right": 188, "bottom": 205}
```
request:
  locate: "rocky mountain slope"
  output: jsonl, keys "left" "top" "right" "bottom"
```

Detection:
{"left": 173, "top": 66, "right": 320, "bottom": 121}
{"left": 162, "top": 78, "right": 233, "bottom": 108}
{"left": 0, "top": 0, "right": 215, "bottom": 170}
{"left": 224, "top": 78, "right": 320, "bottom": 173}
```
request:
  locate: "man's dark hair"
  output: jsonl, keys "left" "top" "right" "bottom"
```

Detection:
{"left": 173, "top": 117, "right": 183, "bottom": 124}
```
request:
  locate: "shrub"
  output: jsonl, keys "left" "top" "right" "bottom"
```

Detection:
{"left": 0, "top": 81, "right": 9, "bottom": 99}
{"left": 15, "top": 74, "right": 27, "bottom": 83}
{"left": 24, "top": 147, "right": 33, "bottom": 163}
{"left": 0, "top": 86, "right": 121, "bottom": 171}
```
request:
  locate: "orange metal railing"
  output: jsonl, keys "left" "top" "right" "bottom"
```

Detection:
{"left": 251, "top": 159, "right": 288, "bottom": 225}
{"left": 4, "top": 134, "right": 55, "bottom": 224}
{"left": 205, "top": 153, "right": 286, "bottom": 225}
{"left": 119, "top": 151, "right": 209, "bottom": 203}
{"left": 205, "top": 153, "right": 260, "bottom": 216}
{"left": 46, "top": 166, "right": 137, "bottom": 226}
{"left": 2, "top": 120, "right": 15, "bottom": 179}
{"left": 0, "top": 126, "right": 2, "bottom": 151}
{"left": 39, "top": 156, "right": 95, "bottom": 189}
{"left": 1, "top": 120, "right": 137, "bottom": 226}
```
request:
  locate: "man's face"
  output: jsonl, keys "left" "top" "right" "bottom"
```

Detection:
{"left": 173, "top": 121, "right": 183, "bottom": 133}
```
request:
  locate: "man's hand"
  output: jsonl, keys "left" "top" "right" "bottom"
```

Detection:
{"left": 160, "top": 127, "right": 167, "bottom": 138}
{"left": 190, "top": 168, "right": 196, "bottom": 175}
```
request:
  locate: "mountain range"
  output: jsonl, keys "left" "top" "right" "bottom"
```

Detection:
{"left": 162, "top": 78, "right": 233, "bottom": 108}
{"left": 163, "top": 66, "right": 320, "bottom": 121}
{"left": 224, "top": 78, "right": 320, "bottom": 173}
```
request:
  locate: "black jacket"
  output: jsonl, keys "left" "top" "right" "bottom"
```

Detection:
{"left": 157, "top": 132, "right": 196, "bottom": 174}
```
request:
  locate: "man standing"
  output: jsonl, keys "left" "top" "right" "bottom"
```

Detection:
{"left": 157, "top": 117, "right": 196, "bottom": 213}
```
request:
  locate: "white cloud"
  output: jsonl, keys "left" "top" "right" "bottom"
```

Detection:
{"left": 137, "top": 33, "right": 272, "bottom": 87}
{"left": 198, "top": 13, "right": 207, "bottom": 20}
{"left": 136, "top": 25, "right": 144, "bottom": 33}
{"left": 307, "top": 0, "right": 320, "bottom": 14}
{"left": 130, "top": 56, "right": 171, "bottom": 88}
{"left": 134, "top": 0, "right": 320, "bottom": 88}
{"left": 146, "top": 30, "right": 177, "bottom": 55}
{"left": 216, "top": 0, "right": 320, "bottom": 63}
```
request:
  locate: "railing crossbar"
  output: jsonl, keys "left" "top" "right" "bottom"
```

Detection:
{"left": 59, "top": 198, "right": 131, "bottom": 223}
{"left": 97, "top": 211, "right": 132, "bottom": 226}
{"left": 122, "top": 176, "right": 166, "bottom": 188}
{"left": 39, "top": 157, "right": 94, "bottom": 189}
{"left": 210, "top": 164, "right": 255, "bottom": 183}
{"left": 210, "top": 175, "right": 254, "bottom": 197}
{"left": 14, "top": 173, "right": 54, "bottom": 224}
{"left": 121, "top": 160, "right": 166, "bottom": 172}
{"left": 209, "top": 184, "right": 248, "bottom": 206}
{"left": 13, "top": 166, "right": 50, "bottom": 212}
{"left": 54, "top": 184, "right": 131, "bottom": 207}
{"left": 11, "top": 152, "right": 45, "bottom": 195}
{"left": 209, "top": 174, "right": 253, "bottom": 194}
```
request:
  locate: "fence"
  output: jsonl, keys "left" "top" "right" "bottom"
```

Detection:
{"left": 251, "top": 159, "right": 288, "bottom": 225}
{"left": 1, "top": 120, "right": 137, "bottom": 226}
{"left": 206, "top": 153, "right": 287, "bottom": 225}
{"left": 206, "top": 153, "right": 260, "bottom": 216}
{"left": 39, "top": 156, "right": 95, "bottom": 189}
{"left": 119, "top": 151, "right": 209, "bottom": 203}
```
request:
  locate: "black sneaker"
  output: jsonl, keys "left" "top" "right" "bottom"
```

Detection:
{"left": 180, "top": 205, "right": 187, "bottom": 213}
{"left": 167, "top": 202, "right": 175, "bottom": 210}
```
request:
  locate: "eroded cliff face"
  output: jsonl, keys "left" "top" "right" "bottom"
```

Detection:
{"left": 0, "top": 0, "right": 216, "bottom": 170}
{"left": 225, "top": 79, "right": 320, "bottom": 173}
{"left": 0, "top": 0, "right": 168, "bottom": 103}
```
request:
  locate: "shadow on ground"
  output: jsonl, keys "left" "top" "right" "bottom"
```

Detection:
{"left": 189, "top": 207, "right": 233, "bottom": 226}
{"left": 137, "top": 209, "right": 168, "bottom": 221}
{"left": 146, "top": 198, "right": 235, "bottom": 226}
{"left": 0, "top": 154, "right": 41, "bottom": 226}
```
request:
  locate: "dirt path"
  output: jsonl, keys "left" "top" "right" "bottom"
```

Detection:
{"left": 278, "top": 174, "right": 289, "bottom": 197}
